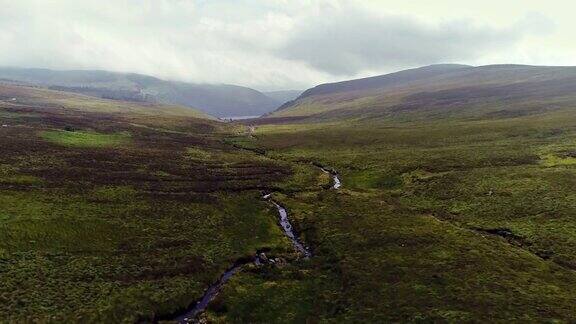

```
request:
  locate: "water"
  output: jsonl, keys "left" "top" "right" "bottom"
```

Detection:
{"left": 333, "top": 174, "right": 342, "bottom": 189}
{"left": 220, "top": 115, "right": 260, "bottom": 121}
{"left": 320, "top": 167, "right": 342, "bottom": 189}
{"left": 172, "top": 257, "right": 259, "bottom": 323}
{"left": 269, "top": 200, "right": 311, "bottom": 258}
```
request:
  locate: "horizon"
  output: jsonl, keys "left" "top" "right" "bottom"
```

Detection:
{"left": 4, "top": 62, "right": 576, "bottom": 93}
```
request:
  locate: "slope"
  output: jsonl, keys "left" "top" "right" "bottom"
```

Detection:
{"left": 0, "top": 67, "right": 280, "bottom": 118}
{"left": 263, "top": 90, "right": 302, "bottom": 105}
{"left": 271, "top": 64, "right": 576, "bottom": 122}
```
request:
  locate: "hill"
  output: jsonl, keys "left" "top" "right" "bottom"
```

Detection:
{"left": 0, "top": 67, "right": 281, "bottom": 118}
{"left": 0, "top": 82, "right": 214, "bottom": 119}
{"left": 271, "top": 64, "right": 576, "bottom": 122}
{"left": 263, "top": 90, "right": 302, "bottom": 105}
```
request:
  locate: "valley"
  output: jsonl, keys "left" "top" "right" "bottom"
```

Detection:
{"left": 5, "top": 1, "right": 576, "bottom": 322}
{"left": 213, "top": 107, "right": 576, "bottom": 322}
{"left": 3, "top": 64, "right": 576, "bottom": 323}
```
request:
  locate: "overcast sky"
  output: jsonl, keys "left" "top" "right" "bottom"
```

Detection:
{"left": 0, "top": 0, "right": 572, "bottom": 90}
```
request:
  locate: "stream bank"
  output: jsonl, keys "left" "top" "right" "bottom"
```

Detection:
{"left": 166, "top": 163, "right": 341, "bottom": 323}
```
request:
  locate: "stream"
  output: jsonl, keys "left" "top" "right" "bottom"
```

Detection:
{"left": 320, "top": 167, "right": 341, "bottom": 189}
{"left": 268, "top": 198, "right": 312, "bottom": 258}
{"left": 168, "top": 165, "right": 340, "bottom": 323}
{"left": 172, "top": 259, "right": 257, "bottom": 323}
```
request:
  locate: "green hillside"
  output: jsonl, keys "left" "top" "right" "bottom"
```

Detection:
{"left": 271, "top": 64, "right": 576, "bottom": 122}
{"left": 0, "top": 67, "right": 282, "bottom": 118}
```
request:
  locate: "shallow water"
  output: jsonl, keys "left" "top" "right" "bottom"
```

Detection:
{"left": 320, "top": 167, "right": 342, "bottom": 189}
{"left": 220, "top": 115, "right": 260, "bottom": 121}
{"left": 174, "top": 264, "right": 244, "bottom": 323}
{"left": 270, "top": 200, "right": 311, "bottom": 258}
{"left": 173, "top": 255, "right": 263, "bottom": 323}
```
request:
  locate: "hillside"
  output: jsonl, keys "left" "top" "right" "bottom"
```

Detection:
{"left": 0, "top": 67, "right": 281, "bottom": 118}
{"left": 0, "top": 82, "right": 214, "bottom": 119}
{"left": 263, "top": 90, "right": 302, "bottom": 105}
{"left": 272, "top": 64, "right": 576, "bottom": 122}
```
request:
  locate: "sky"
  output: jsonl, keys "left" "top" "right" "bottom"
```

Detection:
{"left": 0, "top": 0, "right": 573, "bottom": 90}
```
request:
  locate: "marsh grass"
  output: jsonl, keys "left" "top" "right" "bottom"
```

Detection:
{"left": 214, "top": 108, "right": 576, "bottom": 322}
{"left": 40, "top": 130, "right": 130, "bottom": 148}
{"left": 0, "top": 88, "right": 299, "bottom": 322}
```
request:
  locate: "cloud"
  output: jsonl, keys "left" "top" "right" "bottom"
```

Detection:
{"left": 279, "top": 6, "right": 545, "bottom": 75}
{"left": 0, "top": 0, "right": 557, "bottom": 89}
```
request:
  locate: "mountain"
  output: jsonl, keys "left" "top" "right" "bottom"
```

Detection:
{"left": 263, "top": 90, "right": 302, "bottom": 105}
{"left": 271, "top": 64, "right": 576, "bottom": 122}
{"left": 0, "top": 82, "right": 213, "bottom": 119}
{"left": 0, "top": 67, "right": 279, "bottom": 118}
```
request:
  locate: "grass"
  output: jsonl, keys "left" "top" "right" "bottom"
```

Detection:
{"left": 209, "top": 106, "right": 576, "bottom": 322}
{"left": 6, "top": 80, "right": 576, "bottom": 322}
{"left": 0, "top": 87, "right": 305, "bottom": 322}
{"left": 40, "top": 130, "right": 130, "bottom": 148}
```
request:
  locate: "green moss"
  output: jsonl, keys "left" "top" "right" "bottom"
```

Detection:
{"left": 540, "top": 153, "right": 576, "bottom": 167}
{"left": 40, "top": 130, "right": 130, "bottom": 148}
{"left": 91, "top": 186, "right": 138, "bottom": 202}
{"left": 185, "top": 147, "right": 213, "bottom": 160}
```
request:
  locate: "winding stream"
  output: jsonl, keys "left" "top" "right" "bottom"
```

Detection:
{"left": 319, "top": 167, "right": 342, "bottom": 190}
{"left": 168, "top": 165, "right": 340, "bottom": 323}
{"left": 172, "top": 259, "right": 257, "bottom": 323}
{"left": 268, "top": 198, "right": 312, "bottom": 258}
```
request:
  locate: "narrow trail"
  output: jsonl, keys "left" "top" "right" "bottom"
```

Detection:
{"left": 167, "top": 162, "right": 341, "bottom": 323}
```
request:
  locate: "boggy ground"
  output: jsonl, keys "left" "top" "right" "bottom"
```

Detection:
{"left": 208, "top": 109, "right": 576, "bottom": 322}
{"left": 6, "top": 82, "right": 576, "bottom": 322}
{"left": 0, "top": 85, "right": 327, "bottom": 322}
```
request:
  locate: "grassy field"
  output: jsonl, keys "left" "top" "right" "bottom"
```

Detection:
{"left": 5, "top": 81, "right": 576, "bottom": 322}
{"left": 0, "top": 85, "right": 325, "bottom": 322}
{"left": 207, "top": 106, "right": 576, "bottom": 322}
{"left": 40, "top": 130, "right": 131, "bottom": 148}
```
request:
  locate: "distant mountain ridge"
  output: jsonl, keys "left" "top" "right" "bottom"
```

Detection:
{"left": 263, "top": 90, "right": 302, "bottom": 104}
{"left": 298, "top": 64, "right": 471, "bottom": 98}
{"left": 271, "top": 64, "right": 576, "bottom": 121}
{"left": 0, "top": 67, "right": 297, "bottom": 118}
